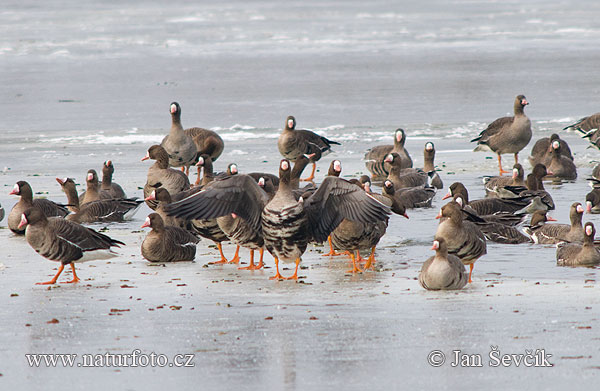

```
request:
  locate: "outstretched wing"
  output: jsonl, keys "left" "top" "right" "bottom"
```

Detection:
{"left": 303, "top": 177, "right": 390, "bottom": 242}
{"left": 164, "top": 175, "right": 268, "bottom": 232}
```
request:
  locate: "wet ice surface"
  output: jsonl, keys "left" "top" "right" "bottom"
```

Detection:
{"left": 1, "top": 127, "right": 600, "bottom": 389}
{"left": 2, "top": 0, "right": 600, "bottom": 389}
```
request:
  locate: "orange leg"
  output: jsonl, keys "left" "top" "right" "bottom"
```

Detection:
{"left": 286, "top": 258, "right": 301, "bottom": 280}
{"left": 213, "top": 242, "right": 229, "bottom": 264}
{"left": 468, "top": 263, "right": 474, "bottom": 284}
{"left": 363, "top": 246, "right": 377, "bottom": 270}
{"left": 227, "top": 245, "right": 241, "bottom": 264}
{"left": 346, "top": 251, "right": 362, "bottom": 273}
{"left": 62, "top": 263, "right": 80, "bottom": 284}
{"left": 195, "top": 166, "right": 202, "bottom": 186}
{"left": 356, "top": 249, "right": 367, "bottom": 263}
{"left": 238, "top": 249, "right": 264, "bottom": 270}
{"left": 269, "top": 257, "right": 285, "bottom": 280}
{"left": 36, "top": 264, "right": 65, "bottom": 285}
{"left": 322, "top": 236, "right": 343, "bottom": 257}
{"left": 301, "top": 163, "right": 317, "bottom": 182}
{"left": 497, "top": 154, "right": 509, "bottom": 176}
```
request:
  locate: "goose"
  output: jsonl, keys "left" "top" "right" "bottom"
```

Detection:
{"left": 546, "top": 140, "right": 577, "bottom": 181}
{"left": 8, "top": 181, "right": 69, "bottom": 234}
{"left": 564, "top": 113, "right": 600, "bottom": 148}
{"left": 18, "top": 207, "right": 124, "bottom": 285}
{"left": 422, "top": 142, "right": 443, "bottom": 189}
{"left": 524, "top": 203, "right": 583, "bottom": 244}
{"left": 142, "top": 145, "right": 190, "bottom": 210}
{"left": 79, "top": 169, "right": 113, "bottom": 205}
{"left": 364, "top": 128, "right": 412, "bottom": 180}
{"left": 277, "top": 115, "right": 340, "bottom": 182}
{"left": 443, "top": 182, "right": 528, "bottom": 215}
{"left": 434, "top": 201, "right": 487, "bottom": 283}
{"left": 497, "top": 165, "right": 555, "bottom": 210}
{"left": 585, "top": 187, "right": 600, "bottom": 214}
{"left": 419, "top": 238, "right": 468, "bottom": 291}
{"left": 384, "top": 153, "right": 427, "bottom": 189}
{"left": 483, "top": 163, "right": 525, "bottom": 197}
{"left": 101, "top": 160, "right": 127, "bottom": 198}
{"left": 141, "top": 214, "right": 199, "bottom": 262}
{"left": 382, "top": 179, "right": 435, "bottom": 209}
{"left": 166, "top": 159, "right": 390, "bottom": 280}
{"left": 160, "top": 102, "right": 199, "bottom": 174}
{"left": 56, "top": 178, "right": 142, "bottom": 223}
{"left": 556, "top": 222, "right": 600, "bottom": 267}
{"left": 472, "top": 95, "right": 532, "bottom": 176}
{"left": 144, "top": 188, "right": 188, "bottom": 229}
{"left": 184, "top": 123, "right": 224, "bottom": 186}
{"left": 528, "top": 134, "right": 573, "bottom": 167}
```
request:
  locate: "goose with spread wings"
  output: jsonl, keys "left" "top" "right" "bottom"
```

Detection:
{"left": 166, "top": 159, "right": 390, "bottom": 280}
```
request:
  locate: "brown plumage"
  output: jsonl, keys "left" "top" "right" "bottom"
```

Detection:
{"left": 434, "top": 201, "right": 487, "bottom": 283}
{"left": 8, "top": 181, "right": 68, "bottom": 234}
{"left": 556, "top": 222, "right": 600, "bottom": 267}
{"left": 384, "top": 153, "right": 427, "bottom": 189}
{"left": 160, "top": 102, "right": 198, "bottom": 172}
{"left": 444, "top": 182, "right": 528, "bottom": 215}
{"left": 524, "top": 203, "right": 583, "bottom": 244}
{"left": 141, "top": 213, "right": 198, "bottom": 262}
{"left": 364, "top": 128, "right": 413, "bottom": 180}
{"left": 19, "top": 207, "right": 124, "bottom": 285}
{"left": 144, "top": 188, "right": 188, "bottom": 229}
{"left": 142, "top": 145, "right": 190, "bottom": 210}
{"left": 546, "top": 140, "right": 577, "bottom": 181}
{"left": 101, "top": 160, "right": 127, "bottom": 198}
{"left": 79, "top": 169, "right": 113, "bottom": 205}
{"left": 472, "top": 95, "right": 532, "bottom": 175}
{"left": 528, "top": 134, "right": 573, "bottom": 167}
{"left": 419, "top": 238, "right": 468, "bottom": 291}
{"left": 483, "top": 163, "right": 525, "bottom": 197}
{"left": 564, "top": 113, "right": 600, "bottom": 149}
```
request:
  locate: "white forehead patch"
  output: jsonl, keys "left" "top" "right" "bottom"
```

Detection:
{"left": 586, "top": 225, "right": 593, "bottom": 236}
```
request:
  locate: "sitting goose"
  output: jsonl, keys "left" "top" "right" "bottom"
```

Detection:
{"left": 101, "top": 160, "right": 127, "bottom": 198}
{"left": 419, "top": 238, "right": 468, "bottom": 291}
{"left": 56, "top": 178, "right": 142, "bottom": 223}
{"left": 167, "top": 159, "right": 390, "bottom": 280}
{"left": 556, "top": 222, "right": 600, "bottom": 267}
{"left": 472, "top": 95, "right": 532, "bottom": 175}
{"left": 483, "top": 163, "right": 525, "bottom": 197}
{"left": 383, "top": 179, "right": 435, "bottom": 209}
{"left": 546, "top": 140, "right": 577, "bottom": 181}
{"left": 18, "top": 207, "right": 124, "bottom": 285}
{"left": 497, "top": 165, "right": 555, "bottom": 210}
{"left": 364, "top": 128, "right": 412, "bottom": 180}
{"left": 142, "top": 145, "right": 190, "bottom": 210}
{"left": 277, "top": 115, "right": 340, "bottom": 182}
{"left": 384, "top": 153, "right": 427, "bottom": 189}
{"left": 79, "top": 169, "right": 113, "bottom": 205}
{"left": 454, "top": 196, "right": 531, "bottom": 244}
{"left": 443, "top": 182, "right": 528, "bottom": 215}
{"left": 8, "top": 181, "right": 68, "bottom": 234}
{"left": 144, "top": 188, "right": 188, "bottom": 229}
{"left": 528, "top": 133, "right": 573, "bottom": 167}
{"left": 434, "top": 201, "right": 487, "bottom": 283}
{"left": 160, "top": 102, "right": 199, "bottom": 174}
{"left": 141, "top": 213, "right": 199, "bottom": 262}
{"left": 585, "top": 187, "right": 600, "bottom": 214}
{"left": 524, "top": 203, "right": 583, "bottom": 244}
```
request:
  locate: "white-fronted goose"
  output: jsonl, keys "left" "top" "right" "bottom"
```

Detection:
{"left": 142, "top": 145, "right": 190, "bottom": 210}
{"left": 8, "top": 181, "right": 69, "bottom": 234}
{"left": 434, "top": 201, "right": 487, "bottom": 283}
{"left": 454, "top": 197, "right": 531, "bottom": 244}
{"left": 383, "top": 179, "right": 435, "bottom": 209}
{"left": 546, "top": 140, "right": 577, "bottom": 181}
{"left": 277, "top": 116, "right": 340, "bottom": 182}
{"left": 167, "top": 159, "right": 390, "bottom": 280}
{"left": 423, "top": 142, "right": 443, "bottom": 189}
{"left": 443, "top": 182, "right": 528, "bottom": 215}
{"left": 524, "top": 203, "right": 583, "bottom": 244}
{"left": 384, "top": 153, "right": 427, "bottom": 189}
{"left": 498, "top": 165, "right": 555, "bottom": 210}
{"left": 472, "top": 95, "right": 532, "bottom": 175}
{"left": 141, "top": 213, "right": 199, "bottom": 262}
{"left": 56, "top": 178, "right": 142, "bottom": 223}
{"left": 144, "top": 188, "right": 187, "bottom": 229}
{"left": 419, "top": 238, "right": 468, "bottom": 291}
{"left": 483, "top": 163, "right": 525, "bottom": 197}
{"left": 585, "top": 187, "right": 600, "bottom": 214}
{"left": 364, "top": 128, "right": 413, "bottom": 180}
{"left": 528, "top": 134, "right": 573, "bottom": 167}
{"left": 101, "top": 160, "right": 127, "bottom": 198}
{"left": 79, "top": 169, "right": 112, "bottom": 205}
{"left": 18, "top": 207, "right": 124, "bottom": 285}
{"left": 160, "top": 102, "right": 198, "bottom": 173}
{"left": 556, "top": 222, "right": 600, "bottom": 267}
